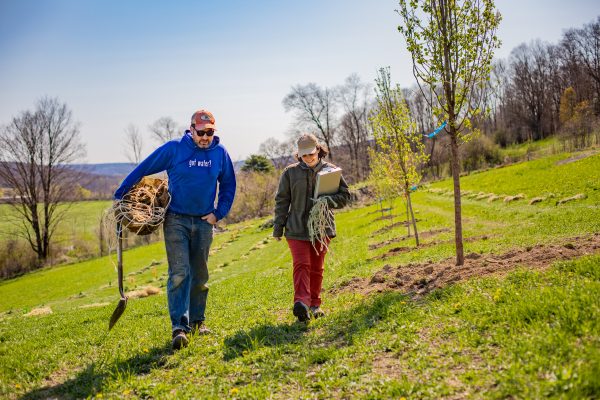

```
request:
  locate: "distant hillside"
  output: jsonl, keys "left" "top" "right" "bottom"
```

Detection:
{"left": 76, "top": 160, "right": 245, "bottom": 176}
{"left": 72, "top": 163, "right": 137, "bottom": 177}
{"left": 1, "top": 160, "right": 247, "bottom": 200}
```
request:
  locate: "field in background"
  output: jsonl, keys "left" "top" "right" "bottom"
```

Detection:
{"left": 0, "top": 150, "right": 598, "bottom": 399}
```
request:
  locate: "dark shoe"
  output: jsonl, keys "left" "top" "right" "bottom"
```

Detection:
{"left": 172, "top": 329, "right": 189, "bottom": 350}
{"left": 310, "top": 306, "right": 325, "bottom": 319}
{"left": 293, "top": 301, "right": 311, "bottom": 322}
{"left": 191, "top": 321, "right": 212, "bottom": 335}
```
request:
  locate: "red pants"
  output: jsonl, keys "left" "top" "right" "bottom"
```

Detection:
{"left": 286, "top": 238, "right": 329, "bottom": 307}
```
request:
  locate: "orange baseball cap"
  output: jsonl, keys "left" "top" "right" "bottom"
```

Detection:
{"left": 191, "top": 110, "right": 216, "bottom": 131}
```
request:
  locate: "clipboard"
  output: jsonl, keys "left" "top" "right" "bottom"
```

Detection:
{"left": 314, "top": 167, "right": 342, "bottom": 198}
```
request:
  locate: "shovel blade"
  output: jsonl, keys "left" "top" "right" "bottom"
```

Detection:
{"left": 108, "top": 297, "right": 128, "bottom": 330}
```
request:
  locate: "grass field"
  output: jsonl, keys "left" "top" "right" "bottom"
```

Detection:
{"left": 0, "top": 200, "right": 112, "bottom": 261}
{"left": 0, "top": 150, "right": 598, "bottom": 399}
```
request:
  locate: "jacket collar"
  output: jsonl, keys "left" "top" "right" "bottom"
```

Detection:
{"left": 299, "top": 159, "right": 325, "bottom": 172}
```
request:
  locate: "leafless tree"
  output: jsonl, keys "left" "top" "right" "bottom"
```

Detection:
{"left": 123, "top": 124, "right": 144, "bottom": 164}
{"left": 506, "top": 41, "right": 554, "bottom": 141}
{"left": 0, "top": 97, "right": 86, "bottom": 264}
{"left": 148, "top": 116, "right": 180, "bottom": 144}
{"left": 258, "top": 137, "right": 295, "bottom": 169}
{"left": 404, "top": 86, "right": 435, "bottom": 135}
{"left": 282, "top": 83, "right": 337, "bottom": 159}
{"left": 559, "top": 33, "right": 596, "bottom": 108}
{"left": 336, "top": 74, "right": 372, "bottom": 180}
{"left": 563, "top": 17, "right": 600, "bottom": 114}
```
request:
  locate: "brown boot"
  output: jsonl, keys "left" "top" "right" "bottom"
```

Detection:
{"left": 192, "top": 321, "right": 212, "bottom": 335}
{"left": 172, "top": 329, "right": 189, "bottom": 350}
{"left": 293, "top": 301, "right": 311, "bottom": 322}
{"left": 310, "top": 306, "right": 325, "bottom": 319}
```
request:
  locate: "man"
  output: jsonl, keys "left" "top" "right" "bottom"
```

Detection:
{"left": 114, "top": 109, "right": 236, "bottom": 350}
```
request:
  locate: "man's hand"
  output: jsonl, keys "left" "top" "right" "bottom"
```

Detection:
{"left": 202, "top": 213, "right": 217, "bottom": 225}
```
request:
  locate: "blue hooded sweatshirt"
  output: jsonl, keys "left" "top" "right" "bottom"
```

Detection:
{"left": 114, "top": 131, "right": 236, "bottom": 220}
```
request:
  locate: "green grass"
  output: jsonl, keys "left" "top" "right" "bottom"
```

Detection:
{"left": 498, "top": 136, "right": 560, "bottom": 161}
{"left": 0, "top": 151, "right": 599, "bottom": 399}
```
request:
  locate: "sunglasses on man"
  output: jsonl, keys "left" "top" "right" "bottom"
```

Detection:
{"left": 193, "top": 126, "right": 215, "bottom": 137}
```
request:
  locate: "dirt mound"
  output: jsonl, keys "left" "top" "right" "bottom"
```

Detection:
{"left": 24, "top": 306, "right": 53, "bottom": 317}
{"left": 333, "top": 234, "right": 600, "bottom": 298}
{"left": 126, "top": 285, "right": 162, "bottom": 299}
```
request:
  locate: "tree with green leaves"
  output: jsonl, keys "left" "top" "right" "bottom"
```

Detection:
{"left": 370, "top": 68, "right": 428, "bottom": 245}
{"left": 241, "top": 154, "right": 274, "bottom": 173}
{"left": 368, "top": 147, "right": 400, "bottom": 220}
{"left": 397, "top": 0, "right": 501, "bottom": 264}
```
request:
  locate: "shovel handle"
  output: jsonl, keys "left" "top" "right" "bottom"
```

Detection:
{"left": 116, "top": 221, "right": 125, "bottom": 299}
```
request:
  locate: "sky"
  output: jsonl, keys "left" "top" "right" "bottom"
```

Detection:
{"left": 1, "top": 0, "right": 598, "bottom": 164}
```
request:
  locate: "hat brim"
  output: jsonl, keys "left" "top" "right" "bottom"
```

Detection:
{"left": 298, "top": 147, "right": 317, "bottom": 157}
{"left": 194, "top": 123, "right": 216, "bottom": 131}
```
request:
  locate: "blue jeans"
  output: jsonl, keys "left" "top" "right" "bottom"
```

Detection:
{"left": 163, "top": 212, "right": 213, "bottom": 333}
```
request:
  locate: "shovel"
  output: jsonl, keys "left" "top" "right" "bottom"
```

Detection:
{"left": 109, "top": 221, "right": 127, "bottom": 330}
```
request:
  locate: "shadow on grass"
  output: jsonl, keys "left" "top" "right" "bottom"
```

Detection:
{"left": 320, "top": 291, "right": 409, "bottom": 347}
{"left": 20, "top": 342, "right": 172, "bottom": 400}
{"left": 223, "top": 292, "right": 410, "bottom": 361}
{"left": 223, "top": 322, "right": 309, "bottom": 361}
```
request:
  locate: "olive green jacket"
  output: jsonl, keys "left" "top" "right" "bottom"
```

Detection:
{"left": 273, "top": 160, "right": 351, "bottom": 241}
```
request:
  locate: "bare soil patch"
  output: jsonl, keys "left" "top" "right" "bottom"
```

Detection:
{"left": 555, "top": 149, "right": 599, "bottom": 165}
{"left": 334, "top": 233, "right": 600, "bottom": 298}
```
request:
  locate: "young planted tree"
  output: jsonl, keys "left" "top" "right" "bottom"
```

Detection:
{"left": 368, "top": 148, "right": 401, "bottom": 223}
{"left": 397, "top": 0, "right": 501, "bottom": 264}
{"left": 370, "top": 68, "right": 428, "bottom": 245}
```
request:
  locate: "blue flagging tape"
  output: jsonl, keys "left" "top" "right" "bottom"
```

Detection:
{"left": 425, "top": 121, "right": 447, "bottom": 138}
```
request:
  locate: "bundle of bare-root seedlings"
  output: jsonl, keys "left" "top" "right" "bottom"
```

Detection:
{"left": 103, "top": 176, "right": 171, "bottom": 251}
{"left": 307, "top": 196, "right": 336, "bottom": 254}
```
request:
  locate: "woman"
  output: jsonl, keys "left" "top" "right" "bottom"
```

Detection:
{"left": 273, "top": 133, "right": 351, "bottom": 322}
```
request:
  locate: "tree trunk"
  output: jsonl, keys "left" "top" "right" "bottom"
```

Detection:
{"left": 30, "top": 205, "right": 44, "bottom": 263}
{"left": 405, "top": 196, "right": 411, "bottom": 237}
{"left": 449, "top": 133, "right": 464, "bottom": 265}
{"left": 428, "top": 137, "right": 437, "bottom": 178}
{"left": 98, "top": 217, "right": 105, "bottom": 257}
{"left": 407, "top": 191, "right": 419, "bottom": 246}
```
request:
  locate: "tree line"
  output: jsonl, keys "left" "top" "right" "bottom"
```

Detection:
{"left": 258, "top": 16, "right": 600, "bottom": 184}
